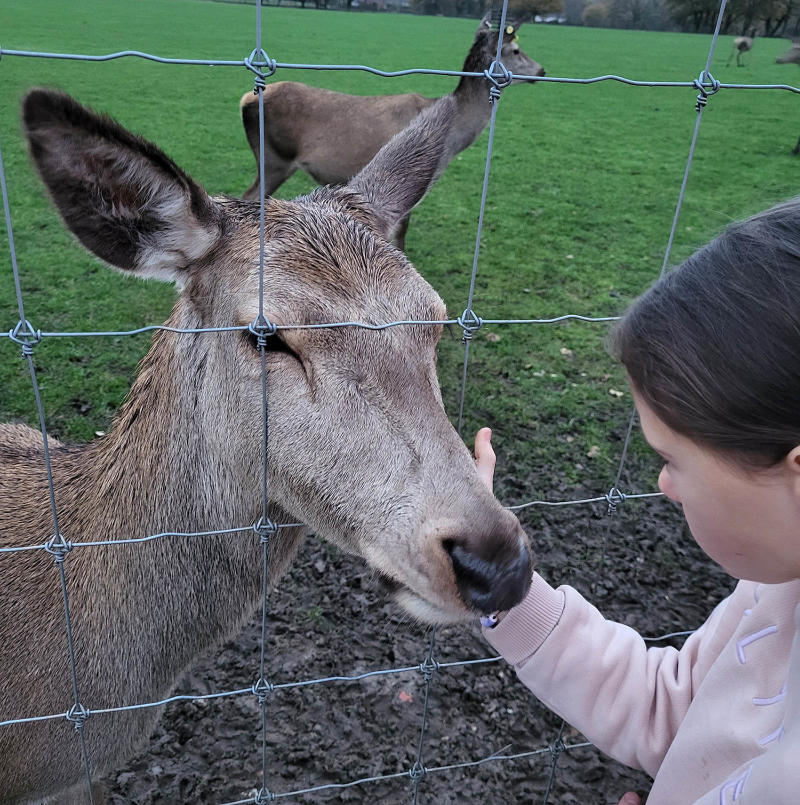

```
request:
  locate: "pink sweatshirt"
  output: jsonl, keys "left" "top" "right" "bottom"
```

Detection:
{"left": 483, "top": 573, "right": 800, "bottom": 804}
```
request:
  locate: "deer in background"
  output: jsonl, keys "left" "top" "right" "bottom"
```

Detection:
{"left": 0, "top": 90, "right": 531, "bottom": 804}
{"left": 776, "top": 39, "right": 800, "bottom": 153}
{"left": 240, "top": 15, "right": 545, "bottom": 249}
{"left": 726, "top": 35, "right": 753, "bottom": 67}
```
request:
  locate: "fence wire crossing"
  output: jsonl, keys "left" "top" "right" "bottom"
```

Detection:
{"left": 0, "top": 0, "right": 764, "bottom": 800}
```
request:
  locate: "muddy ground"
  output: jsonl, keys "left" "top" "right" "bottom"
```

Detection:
{"left": 101, "top": 458, "right": 734, "bottom": 805}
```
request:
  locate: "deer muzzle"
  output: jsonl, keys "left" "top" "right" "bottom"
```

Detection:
{"left": 444, "top": 538, "right": 532, "bottom": 613}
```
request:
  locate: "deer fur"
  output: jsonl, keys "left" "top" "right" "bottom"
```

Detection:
{"left": 0, "top": 89, "right": 532, "bottom": 804}
{"left": 239, "top": 16, "right": 545, "bottom": 249}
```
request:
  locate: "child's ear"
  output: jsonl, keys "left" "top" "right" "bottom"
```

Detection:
{"left": 786, "top": 445, "right": 800, "bottom": 495}
{"left": 787, "top": 446, "right": 800, "bottom": 469}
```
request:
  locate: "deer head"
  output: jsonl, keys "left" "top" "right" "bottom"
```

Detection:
{"left": 478, "top": 14, "right": 545, "bottom": 80}
{"left": 22, "top": 89, "right": 532, "bottom": 624}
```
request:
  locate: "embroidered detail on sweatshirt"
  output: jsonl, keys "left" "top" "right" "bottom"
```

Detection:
{"left": 752, "top": 679, "right": 787, "bottom": 707}
{"left": 758, "top": 722, "right": 785, "bottom": 746}
{"left": 736, "top": 626, "right": 778, "bottom": 664}
{"left": 718, "top": 766, "right": 752, "bottom": 804}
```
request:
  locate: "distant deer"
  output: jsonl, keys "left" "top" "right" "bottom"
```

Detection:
{"left": 726, "top": 35, "right": 753, "bottom": 67}
{"left": 776, "top": 39, "right": 800, "bottom": 153}
{"left": 0, "top": 89, "right": 532, "bottom": 805}
{"left": 240, "top": 15, "right": 545, "bottom": 249}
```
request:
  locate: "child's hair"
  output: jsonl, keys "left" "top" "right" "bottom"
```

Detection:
{"left": 612, "top": 198, "right": 800, "bottom": 467}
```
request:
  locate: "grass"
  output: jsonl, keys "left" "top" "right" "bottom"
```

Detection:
{"left": 1, "top": 1, "right": 799, "bottom": 496}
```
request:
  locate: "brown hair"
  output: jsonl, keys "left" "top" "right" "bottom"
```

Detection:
{"left": 612, "top": 198, "right": 800, "bottom": 467}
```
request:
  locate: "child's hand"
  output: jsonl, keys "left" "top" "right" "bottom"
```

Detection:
{"left": 616, "top": 793, "right": 641, "bottom": 805}
{"left": 474, "top": 427, "right": 495, "bottom": 492}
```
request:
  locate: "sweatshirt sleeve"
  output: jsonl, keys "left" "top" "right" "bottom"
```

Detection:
{"left": 483, "top": 573, "right": 740, "bottom": 777}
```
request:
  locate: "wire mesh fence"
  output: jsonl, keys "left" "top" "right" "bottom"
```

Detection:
{"left": 1, "top": 0, "right": 797, "bottom": 801}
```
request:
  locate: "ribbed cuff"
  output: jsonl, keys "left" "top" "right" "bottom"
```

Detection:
{"left": 482, "top": 572, "right": 565, "bottom": 666}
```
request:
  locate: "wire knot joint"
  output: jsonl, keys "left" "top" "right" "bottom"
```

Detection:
{"left": 9, "top": 320, "right": 42, "bottom": 357}
{"left": 248, "top": 315, "right": 278, "bottom": 349}
{"left": 409, "top": 761, "right": 427, "bottom": 784}
{"left": 457, "top": 308, "right": 483, "bottom": 343}
{"left": 484, "top": 60, "right": 513, "bottom": 102}
{"left": 548, "top": 736, "right": 566, "bottom": 759}
{"left": 253, "top": 517, "right": 278, "bottom": 545}
{"left": 693, "top": 70, "right": 720, "bottom": 111}
{"left": 44, "top": 532, "right": 73, "bottom": 563}
{"left": 605, "top": 486, "right": 627, "bottom": 517}
{"left": 65, "top": 702, "right": 90, "bottom": 732}
{"left": 245, "top": 48, "right": 277, "bottom": 93}
{"left": 252, "top": 676, "right": 274, "bottom": 704}
{"left": 253, "top": 787, "right": 275, "bottom": 804}
{"left": 418, "top": 656, "right": 440, "bottom": 683}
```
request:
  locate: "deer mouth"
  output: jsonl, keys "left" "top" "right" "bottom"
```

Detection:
{"left": 374, "top": 571, "right": 473, "bottom": 624}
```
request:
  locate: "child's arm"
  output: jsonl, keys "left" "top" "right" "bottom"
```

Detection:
{"left": 474, "top": 428, "right": 739, "bottom": 776}
{"left": 484, "top": 575, "right": 737, "bottom": 776}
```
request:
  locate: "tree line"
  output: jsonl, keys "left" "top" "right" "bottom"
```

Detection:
{"left": 262, "top": 0, "right": 800, "bottom": 37}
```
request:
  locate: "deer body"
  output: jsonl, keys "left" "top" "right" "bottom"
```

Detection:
{"left": 240, "top": 18, "right": 544, "bottom": 248}
{"left": 0, "top": 90, "right": 531, "bottom": 804}
{"left": 726, "top": 35, "right": 753, "bottom": 67}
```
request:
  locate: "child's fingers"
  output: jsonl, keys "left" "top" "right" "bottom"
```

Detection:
{"left": 616, "top": 793, "right": 642, "bottom": 805}
{"left": 474, "top": 427, "right": 495, "bottom": 492}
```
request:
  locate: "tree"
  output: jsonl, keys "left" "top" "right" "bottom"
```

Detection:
{"left": 606, "top": 0, "right": 671, "bottom": 29}
{"left": 583, "top": 1, "right": 608, "bottom": 25}
{"left": 664, "top": 0, "right": 721, "bottom": 32}
{"left": 563, "top": 0, "right": 587, "bottom": 24}
{"left": 508, "top": 0, "right": 565, "bottom": 20}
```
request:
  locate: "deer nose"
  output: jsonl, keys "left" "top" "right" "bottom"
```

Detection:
{"left": 537, "top": 66, "right": 546, "bottom": 77}
{"left": 444, "top": 538, "right": 532, "bottom": 614}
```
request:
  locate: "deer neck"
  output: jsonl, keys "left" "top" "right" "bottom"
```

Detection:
{"left": 52, "top": 304, "right": 303, "bottom": 699}
{"left": 449, "top": 76, "right": 493, "bottom": 156}
{"left": 83, "top": 324, "right": 261, "bottom": 542}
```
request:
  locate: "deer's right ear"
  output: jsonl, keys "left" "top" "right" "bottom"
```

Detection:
{"left": 345, "top": 96, "right": 454, "bottom": 239}
{"left": 22, "top": 89, "right": 221, "bottom": 283}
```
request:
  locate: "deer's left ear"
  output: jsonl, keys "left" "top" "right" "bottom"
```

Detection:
{"left": 23, "top": 88, "right": 222, "bottom": 284}
{"left": 345, "top": 96, "right": 454, "bottom": 239}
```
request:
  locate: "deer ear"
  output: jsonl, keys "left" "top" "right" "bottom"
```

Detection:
{"left": 345, "top": 96, "right": 454, "bottom": 239}
{"left": 23, "top": 89, "right": 221, "bottom": 283}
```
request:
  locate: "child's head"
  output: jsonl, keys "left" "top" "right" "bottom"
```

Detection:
{"left": 614, "top": 199, "right": 800, "bottom": 468}
{"left": 613, "top": 199, "right": 800, "bottom": 582}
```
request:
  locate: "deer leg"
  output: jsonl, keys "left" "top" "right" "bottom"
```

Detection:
{"left": 392, "top": 213, "right": 412, "bottom": 252}
{"left": 792, "top": 135, "right": 800, "bottom": 155}
{"left": 243, "top": 154, "right": 296, "bottom": 201}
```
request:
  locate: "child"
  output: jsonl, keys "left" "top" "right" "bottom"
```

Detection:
{"left": 475, "top": 199, "right": 800, "bottom": 804}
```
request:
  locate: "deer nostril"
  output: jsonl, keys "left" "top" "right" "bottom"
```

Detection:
{"left": 444, "top": 539, "right": 532, "bottom": 614}
{"left": 538, "top": 67, "right": 546, "bottom": 77}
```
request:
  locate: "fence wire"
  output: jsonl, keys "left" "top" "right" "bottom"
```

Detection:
{"left": 0, "top": 0, "right": 765, "bottom": 800}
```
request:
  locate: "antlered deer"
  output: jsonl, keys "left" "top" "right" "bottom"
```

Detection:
{"left": 240, "top": 16, "right": 545, "bottom": 248}
{"left": 0, "top": 89, "right": 531, "bottom": 804}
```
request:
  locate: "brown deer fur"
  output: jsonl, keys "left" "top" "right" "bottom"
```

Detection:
{"left": 0, "top": 90, "right": 532, "bottom": 804}
{"left": 239, "top": 16, "right": 545, "bottom": 249}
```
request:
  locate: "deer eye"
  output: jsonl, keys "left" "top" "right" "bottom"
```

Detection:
{"left": 245, "top": 329, "right": 301, "bottom": 361}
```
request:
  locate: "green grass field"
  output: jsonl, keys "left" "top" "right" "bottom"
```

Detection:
{"left": 1, "top": 0, "right": 799, "bottom": 500}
